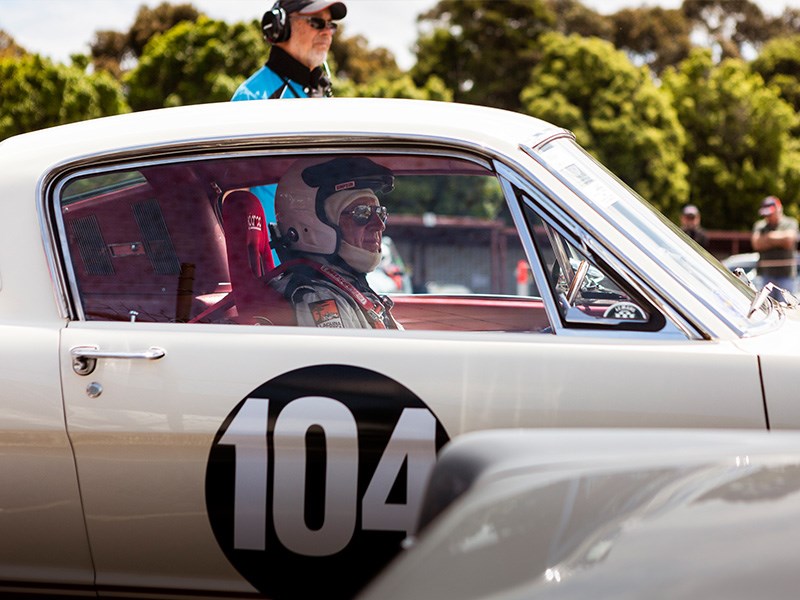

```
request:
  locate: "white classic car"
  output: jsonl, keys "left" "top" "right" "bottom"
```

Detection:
{"left": 1, "top": 97, "right": 799, "bottom": 599}
{"left": 358, "top": 428, "right": 800, "bottom": 600}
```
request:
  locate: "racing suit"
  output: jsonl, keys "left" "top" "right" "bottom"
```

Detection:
{"left": 231, "top": 46, "right": 332, "bottom": 101}
{"left": 269, "top": 257, "right": 402, "bottom": 329}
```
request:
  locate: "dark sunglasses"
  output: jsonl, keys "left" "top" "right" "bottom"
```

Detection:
{"left": 295, "top": 16, "right": 338, "bottom": 31}
{"left": 343, "top": 204, "right": 388, "bottom": 226}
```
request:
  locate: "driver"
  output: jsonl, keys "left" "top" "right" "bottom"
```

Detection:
{"left": 269, "top": 156, "right": 403, "bottom": 329}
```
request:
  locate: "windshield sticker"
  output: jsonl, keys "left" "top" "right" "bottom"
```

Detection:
{"left": 540, "top": 142, "right": 617, "bottom": 209}
{"left": 205, "top": 365, "right": 449, "bottom": 599}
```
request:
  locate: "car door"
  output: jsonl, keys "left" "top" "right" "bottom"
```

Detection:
{"left": 53, "top": 156, "right": 454, "bottom": 599}
{"left": 450, "top": 182, "right": 767, "bottom": 434}
{"left": 0, "top": 323, "right": 94, "bottom": 594}
{"left": 59, "top": 322, "right": 469, "bottom": 598}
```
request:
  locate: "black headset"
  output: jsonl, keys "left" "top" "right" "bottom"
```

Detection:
{"left": 262, "top": 0, "right": 309, "bottom": 44}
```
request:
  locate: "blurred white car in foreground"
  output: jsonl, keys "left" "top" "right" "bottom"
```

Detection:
{"left": 359, "top": 428, "right": 800, "bottom": 600}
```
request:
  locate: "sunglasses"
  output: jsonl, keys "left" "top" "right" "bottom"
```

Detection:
{"left": 295, "top": 16, "right": 338, "bottom": 31}
{"left": 343, "top": 204, "right": 388, "bottom": 226}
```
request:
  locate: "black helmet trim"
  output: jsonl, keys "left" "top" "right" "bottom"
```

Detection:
{"left": 301, "top": 157, "right": 394, "bottom": 227}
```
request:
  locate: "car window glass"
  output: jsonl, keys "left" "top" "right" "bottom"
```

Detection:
{"left": 522, "top": 200, "right": 664, "bottom": 331}
{"left": 60, "top": 166, "right": 229, "bottom": 323}
{"left": 56, "top": 152, "right": 548, "bottom": 332}
{"left": 533, "top": 137, "right": 769, "bottom": 329}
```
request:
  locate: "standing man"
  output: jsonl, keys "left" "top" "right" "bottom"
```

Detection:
{"left": 680, "top": 204, "right": 709, "bottom": 249}
{"left": 232, "top": 0, "right": 346, "bottom": 101}
{"left": 751, "top": 195, "right": 799, "bottom": 295}
{"left": 231, "top": 0, "right": 346, "bottom": 263}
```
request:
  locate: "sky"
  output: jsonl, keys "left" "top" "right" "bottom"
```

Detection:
{"left": 2, "top": 0, "right": 800, "bottom": 71}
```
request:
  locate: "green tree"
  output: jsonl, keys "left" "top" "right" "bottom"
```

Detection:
{"left": 765, "top": 8, "right": 800, "bottom": 39}
{"left": 752, "top": 34, "right": 800, "bottom": 113}
{"left": 682, "top": 0, "right": 771, "bottom": 60}
{"left": 337, "top": 73, "right": 452, "bottom": 101}
{"left": 662, "top": 48, "right": 798, "bottom": 229}
{"left": 520, "top": 32, "right": 689, "bottom": 217}
{"left": 0, "top": 54, "right": 129, "bottom": 140}
{"left": 124, "top": 16, "right": 263, "bottom": 110}
{"left": 550, "top": 0, "right": 613, "bottom": 39}
{"left": 610, "top": 7, "right": 693, "bottom": 74}
{"left": 128, "top": 2, "right": 201, "bottom": 57}
{"left": 330, "top": 27, "right": 401, "bottom": 85}
{"left": 90, "top": 30, "right": 129, "bottom": 79}
{"left": 389, "top": 174, "right": 505, "bottom": 218}
{"left": 412, "top": 0, "right": 556, "bottom": 109}
{"left": 89, "top": 2, "right": 201, "bottom": 78}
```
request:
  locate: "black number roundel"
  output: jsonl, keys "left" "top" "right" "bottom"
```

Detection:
{"left": 205, "top": 365, "right": 449, "bottom": 599}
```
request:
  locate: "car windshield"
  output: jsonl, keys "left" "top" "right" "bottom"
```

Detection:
{"left": 533, "top": 137, "right": 773, "bottom": 334}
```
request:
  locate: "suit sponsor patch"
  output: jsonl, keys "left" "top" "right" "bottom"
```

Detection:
{"left": 310, "top": 299, "right": 344, "bottom": 327}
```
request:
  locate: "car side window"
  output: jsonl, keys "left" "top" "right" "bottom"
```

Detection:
{"left": 59, "top": 168, "right": 231, "bottom": 323}
{"left": 522, "top": 200, "right": 664, "bottom": 331}
{"left": 56, "top": 152, "right": 549, "bottom": 332}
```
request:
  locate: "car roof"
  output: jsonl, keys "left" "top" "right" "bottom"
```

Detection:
{"left": 0, "top": 98, "right": 561, "bottom": 174}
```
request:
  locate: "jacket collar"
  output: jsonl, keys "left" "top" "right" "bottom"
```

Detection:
{"left": 267, "top": 46, "right": 324, "bottom": 91}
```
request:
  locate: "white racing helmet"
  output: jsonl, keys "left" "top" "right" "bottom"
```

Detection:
{"left": 274, "top": 156, "right": 394, "bottom": 256}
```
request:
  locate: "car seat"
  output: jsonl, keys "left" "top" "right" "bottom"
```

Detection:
{"left": 193, "top": 189, "right": 296, "bottom": 325}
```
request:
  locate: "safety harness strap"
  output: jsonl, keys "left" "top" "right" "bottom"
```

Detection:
{"left": 266, "top": 258, "right": 398, "bottom": 329}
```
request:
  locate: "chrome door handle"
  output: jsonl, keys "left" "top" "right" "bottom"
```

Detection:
{"left": 70, "top": 345, "right": 166, "bottom": 376}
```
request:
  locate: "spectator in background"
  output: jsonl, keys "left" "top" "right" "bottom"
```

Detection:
{"left": 751, "top": 195, "right": 798, "bottom": 295}
{"left": 680, "top": 204, "right": 709, "bottom": 249}
{"left": 232, "top": 0, "right": 346, "bottom": 101}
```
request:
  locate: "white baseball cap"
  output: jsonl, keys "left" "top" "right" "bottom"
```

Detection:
{"left": 296, "top": 0, "right": 347, "bottom": 19}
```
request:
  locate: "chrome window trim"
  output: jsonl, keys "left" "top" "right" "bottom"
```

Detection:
{"left": 519, "top": 141, "right": 780, "bottom": 338}
{"left": 523, "top": 128, "right": 576, "bottom": 151}
{"left": 39, "top": 133, "right": 500, "bottom": 324}
{"left": 500, "top": 176, "right": 560, "bottom": 335}
{"left": 496, "top": 160, "right": 699, "bottom": 341}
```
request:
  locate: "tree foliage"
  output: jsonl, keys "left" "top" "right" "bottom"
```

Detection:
{"left": 0, "top": 54, "right": 129, "bottom": 140}
{"left": 549, "top": 0, "right": 613, "bottom": 39}
{"left": 90, "top": 2, "right": 200, "bottom": 77}
{"left": 330, "top": 27, "right": 401, "bottom": 85}
{"left": 90, "top": 30, "right": 129, "bottom": 79}
{"left": 681, "top": 0, "right": 771, "bottom": 59}
{"left": 521, "top": 33, "right": 689, "bottom": 216}
{"left": 662, "top": 49, "right": 798, "bottom": 229}
{"left": 412, "top": 0, "right": 556, "bottom": 110}
{"left": 124, "top": 16, "right": 263, "bottom": 110}
{"left": 129, "top": 2, "right": 201, "bottom": 57}
{"left": 752, "top": 35, "right": 800, "bottom": 113}
{"left": 610, "top": 7, "right": 693, "bottom": 74}
{"left": 336, "top": 73, "right": 452, "bottom": 101}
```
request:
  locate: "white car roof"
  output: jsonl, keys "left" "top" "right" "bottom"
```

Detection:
{"left": 0, "top": 98, "right": 560, "bottom": 172}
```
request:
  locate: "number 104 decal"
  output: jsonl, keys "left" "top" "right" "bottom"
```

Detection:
{"left": 205, "top": 365, "right": 449, "bottom": 599}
